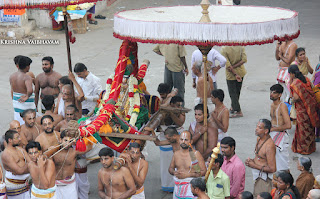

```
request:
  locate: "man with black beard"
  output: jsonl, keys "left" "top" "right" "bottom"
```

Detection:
{"left": 35, "top": 115, "right": 61, "bottom": 153}
{"left": 169, "top": 131, "right": 206, "bottom": 199}
{"left": 35, "top": 56, "right": 62, "bottom": 112}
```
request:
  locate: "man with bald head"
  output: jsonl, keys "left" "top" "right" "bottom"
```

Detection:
{"left": 54, "top": 72, "right": 84, "bottom": 119}
{"left": 7, "top": 120, "right": 28, "bottom": 148}
{"left": 169, "top": 131, "right": 206, "bottom": 199}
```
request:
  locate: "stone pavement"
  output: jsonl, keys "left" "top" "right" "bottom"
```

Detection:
{"left": 0, "top": 0, "right": 320, "bottom": 198}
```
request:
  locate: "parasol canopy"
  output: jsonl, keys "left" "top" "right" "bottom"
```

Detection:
{"left": 113, "top": 5, "right": 300, "bottom": 46}
{"left": 0, "top": 0, "right": 98, "bottom": 9}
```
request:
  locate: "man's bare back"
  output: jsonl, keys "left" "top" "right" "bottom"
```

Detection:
{"left": 270, "top": 103, "right": 287, "bottom": 128}
{"left": 55, "top": 120, "right": 68, "bottom": 132}
{"left": 10, "top": 71, "right": 33, "bottom": 95}
{"left": 35, "top": 131, "right": 60, "bottom": 152}
{"left": 98, "top": 167, "right": 135, "bottom": 199}
{"left": 21, "top": 123, "right": 41, "bottom": 142}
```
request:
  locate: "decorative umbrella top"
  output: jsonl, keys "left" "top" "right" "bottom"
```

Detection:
{"left": 113, "top": 5, "right": 299, "bottom": 46}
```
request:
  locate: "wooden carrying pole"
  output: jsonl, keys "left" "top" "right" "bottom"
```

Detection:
{"left": 199, "top": 0, "right": 212, "bottom": 152}
{"left": 62, "top": 7, "right": 73, "bottom": 72}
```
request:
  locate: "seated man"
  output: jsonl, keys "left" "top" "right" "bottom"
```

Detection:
{"left": 26, "top": 141, "right": 56, "bottom": 199}
{"left": 98, "top": 147, "right": 136, "bottom": 199}
{"left": 36, "top": 95, "right": 63, "bottom": 127}
{"left": 206, "top": 154, "right": 231, "bottom": 199}
{"left": 192, "top": 60, "right": 214, "bottom": 105}
{"left": 169, "top": 131, "right": 206, "bottom": 199}
{"left": 189, "top": 104, "right": 218, "bottom": 160}
{"left": 55, "top": 105, "right": 79, "bottom": 132}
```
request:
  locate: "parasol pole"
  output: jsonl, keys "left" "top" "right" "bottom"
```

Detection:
{"left": 205, "top": 142, "right": 220, "bottom": 183}
{"left": 62, "top": 6, "right": 72, "bottom": 72}
{"left": 199, "top": 0, "right": 212, "bottom": 152}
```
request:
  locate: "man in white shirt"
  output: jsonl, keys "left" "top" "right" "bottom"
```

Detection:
{"left": 74, "top": 63, "right": 102, "bottom": 115}
{"left": 191, "top": 48, "right": 226, "bottom": 90}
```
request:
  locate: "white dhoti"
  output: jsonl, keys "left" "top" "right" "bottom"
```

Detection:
{"left": 75, "top": 158, "right": 89, "bottom": 199}
{"left": 159, "top": 131, "right": 174, "bottom": 192}
{"left": 270, "top": 131, "right": 290, "bottom": 171}
{"left": 0, "top": 182, "right": 7, "bottom": 199}
{"left": 31, "top": 184, "right": 56, "bottom": 199}
{"left": 173, "top": 176, "right": 197, "bottom": 199}
{"left": 131, "top": 186, "right": 145, "bottom": 199}
{"left": 5, "top": 171, "right": 30, "bottom": 199}
{"left": 55, "top": 174, "right": 77, "bottom": 199}
{"left": 12, "top": 92, "right": 36, "bottom": 125}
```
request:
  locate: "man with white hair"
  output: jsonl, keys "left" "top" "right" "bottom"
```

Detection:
{"left": 308, "top": 189, "right": 320, "bottom": 199}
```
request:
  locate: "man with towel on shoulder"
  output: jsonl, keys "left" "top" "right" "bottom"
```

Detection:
{"left": 10, "top": 55, "right": 35, "bottom": 125}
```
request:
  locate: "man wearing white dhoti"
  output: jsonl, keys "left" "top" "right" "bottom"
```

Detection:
{"left": 53, "top": 130, "right": 91, "bottom": 199}
{"left": 1, "top": 130, "right": 31, "bottom": 199}
{"left": 269, "top": 84, "right": 292, "bottom": 171}
{"left": 10, "top": 56, "right": 35, "bottom": 125}
{"left": 169, "top": 131, "right": 206, "bottom": 199}
{"left": 26, "top": 141, "right": 56, "bottom": 199}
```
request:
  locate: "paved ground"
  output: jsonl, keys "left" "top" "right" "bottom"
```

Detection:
{"left": 1, "top": 0, "right": 320, "bottom": 198}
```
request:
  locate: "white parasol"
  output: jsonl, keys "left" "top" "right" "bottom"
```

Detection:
{"left": 112, "top": 1, "right": 300, "bottom": 153}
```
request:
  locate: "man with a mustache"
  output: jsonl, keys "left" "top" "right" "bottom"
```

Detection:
{"left": 169, "top": 131, "right": 206, "bottom": 199}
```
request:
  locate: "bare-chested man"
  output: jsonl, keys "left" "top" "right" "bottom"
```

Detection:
{"left": 122, "top": 143, "right": 148, "bottom": 199}
{"left": 269, "top": 84, "right": 291, "bottom": 171}
{"left": 34, "top": 56, "right": 62, "bottom": 112}
{"left": 54, "top": 72, "right": 83, "bottom": 119}
{"left": 1, "top": 130, "right": 31, "bottom": 199}
{"left": 52, "top": 130, "right": 87, "bottom": 199}
{"left": 190, "top": 178, "right": 210, "bottom": 199}
{"left": 275, "top": 39, "right": 297, "bottom": 101}
{"left": 161, "top": 96, "right": 185, "bottom": 127}
{"left": 55, "top": 105, "right": 78, "bottom": 132}
{"left": 169, "top": 131, "right": 206, "bottom": 199}
{"left": 5, "top": 120, "right": 28, "bottom": 148}
{"left": 210, "top": 89, "right": 229, "bottom": 143}
{"left": 157, "top": 83, "right": 178, "bottom": 106}
{"left": 21, "top": 109, "right": 41, "bottom": 142}
{"left": 192, "top": 60, "right": 214, "bottom": 105}
{"left": 10, "top": 56, "right": 35, "bottom": 125}
{"left": 98, "top": 147, "right": 136, "bottom": 199}
{"left": 245, "top": 119, "right": 276, "bottom": 198}
{"left": 36, "top": 95, "right": 63, "bottom": 127}
{"left": 189, "top": 104, "right": 218, "bottom": 160}
{"left": 35, "top": 115, "right": 60, "bottom": 153}
{"left": 26, "top": 141, "right": 56, "bottom": 199}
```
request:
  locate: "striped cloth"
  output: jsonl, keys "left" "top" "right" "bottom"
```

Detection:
{"left": 31, "top": 184, "right": 56, "bottom": 199}
{"left": 12, "top": 92, "right": 36, "bottom": 124}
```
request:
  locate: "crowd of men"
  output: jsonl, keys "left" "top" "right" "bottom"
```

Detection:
{"left": 2, "top": 30, "right": 320, "bottom": 199}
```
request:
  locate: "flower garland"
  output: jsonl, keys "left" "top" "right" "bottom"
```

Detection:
{"left": 126, "top": 76, "right": 140, "bottom": 126}
{"left": 98, "top": 74, "right": 114, "bottom": 112}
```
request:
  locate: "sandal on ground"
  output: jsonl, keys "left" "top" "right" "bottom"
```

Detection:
{"left": 89, "top": 20, "right": 98, "bottom": 25}
{"left": 229, "top": 111, "right": 243, "bottom": 118}
{"left": 94, "top": 15, "right": 106, "bottom": 19}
